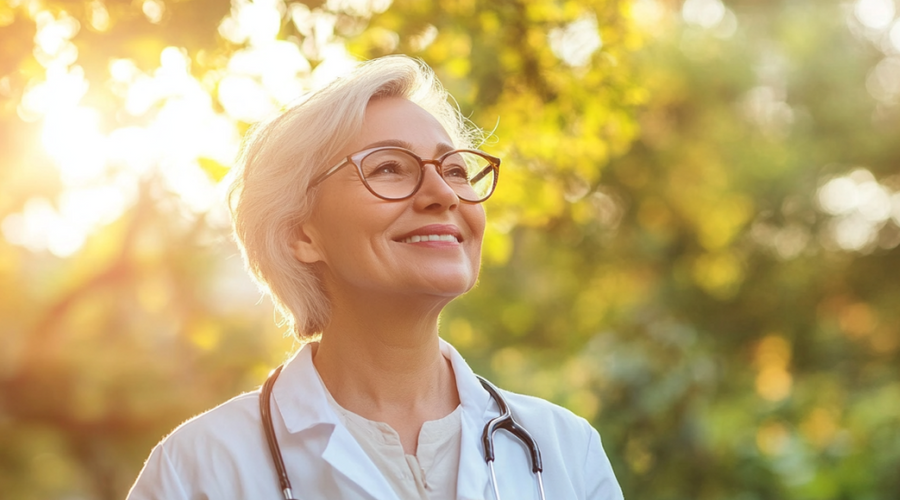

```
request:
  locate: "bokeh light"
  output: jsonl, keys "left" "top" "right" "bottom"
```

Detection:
{"left": 2, "top": 0, "right": 362, "bottom": 257}
{"left": 854, "top": 0, "right": 896, "bottom": 30}
{"left": 817, "top": 168, "right": 898, "bottom": 252}
{"left": 548, "top": 13, "right": 603, "bottom": 68}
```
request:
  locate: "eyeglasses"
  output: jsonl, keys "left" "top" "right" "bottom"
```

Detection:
{"left": 310, "top": 146, "right": 501, "bottom": 203}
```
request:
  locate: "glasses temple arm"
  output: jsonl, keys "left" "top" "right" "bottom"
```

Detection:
{"left": 311, "top": 159, "right": 350, "bottom": 187}
{"left": 469, "top": 165, "right": 495, "bottom": 185}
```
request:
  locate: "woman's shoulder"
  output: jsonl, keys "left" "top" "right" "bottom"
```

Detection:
{"left": 497, "top": 387, "right": 595, "bottom": 434}
{"left": 487, "top": 386, "right": 623, "bottom": 499}
{"left": 128, "top": 392, "right": 270, "bottom": 499}
{"left": 157, "top": 391, "right": 263, "bottom": 456}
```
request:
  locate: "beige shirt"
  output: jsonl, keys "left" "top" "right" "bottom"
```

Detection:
{"left": 325, "top": 391, "right": 462, "bottom": 500}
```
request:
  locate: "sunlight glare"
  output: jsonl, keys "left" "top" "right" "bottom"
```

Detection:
{"left": 1, "top": 199, "right": 55, "bottom": 253}
{"left": 160, "top": 160, "right": 218, "bottom": 214}
{"left": 818, "top": 168, "right": 897, "bottom": 252}
{"left": 866, "top": 57, "right": 900, "bottom": 104}
{"left": 196, "top": 115, "right": 241, "bottom": 166}
{"left": 854, "top": 0, "right": 895, "bottom": 30}
{"left": 289, "top": 3, "right": 312, "bottom": 35}
{"left": 309, "top": 43, "right": 359, "bottom": 89}
{"left": 33, "top": 10, "right": 79, "bottom": 59}
{"left": 107, "top": 126, "right": 156, "bottom": 175}
{"left": 109, "top": 58, "right": 140, "bottom": 83}
{"left": 325, "top": 0, "right": 392, "bottom": 17}
{"left": 818, "top": 168, "right": 893, "bottom": 221}
{"left": 20, "top": 65, "right": 88, "bottom": 117}
{"left": 891, "top": 20, "right": 900, "bottom": 50}
{"left": 124, "top": 75, "right": 157, "bottom": 116}
{"left": 632, "top": 0, "right": 665, "bottom": 29}
{"left": 159, "top": 47, "right": 192, "bottom": 86}
{"left": 1, "top": 198, "right": 85, "bottom": 257}
{"left": 42, "top": 106, "right": 107, "bottom": 185}
{"left": 711, "top": 9, "right": 738, "bottom": 38}
{"left": 892, "top": 192, "right": 900, "bottom": 226}
{"left": 819, "top": 176, "right": 861, "bottom": 215}
{"left": 89, "top": 0, "right": 110, "bottom": 31}
{"left": 548, "top": 13, "right": 602, "bottom": 68}
{"left": 227, "top": 42, "right": 310, "bottom": 104}
{"left": 142, "top": 0, "right": 165, "bottom": 24}
{"left": 829, "top": 213, "right": 880, "bottom": 251}
{"left": 59, "top": 186, "right": 129, "bottom": 230}
{"left": 153, "top": 97, "right": 215, "bottom": 161}
{"left": 218, "top": 75, "right": 276, "bottom": 122}
{"left": 409, "top": 24, "right": 438, "bottom": 52}
{"left": 682, "top": 0, "right": 725, "bottom": 28}
{"left": 11, "top": 3, "right": 369, "bottom": 257}
{"left": 220, "top": 0, "right": 284, "bottom": 46}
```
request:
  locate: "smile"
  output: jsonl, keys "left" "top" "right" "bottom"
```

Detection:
{"left": 400, "top": 234, "right": 460, "bottom": 243}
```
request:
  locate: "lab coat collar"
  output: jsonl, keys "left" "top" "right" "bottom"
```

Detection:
{"left": 272, "top": 339, "right": 494, "bottom": 500}
{"left": 272, "top": 343, "right": 336, "bottom": 433}
{"left": 273, "top": 344, "right": 400, "bottom": 499}
{"left": 442, "top": 340, "right": 495, "bottom": 500}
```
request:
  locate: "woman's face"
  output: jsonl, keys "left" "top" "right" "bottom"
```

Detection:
{"left": 294, "top": 97, "right": 486, "bottom": 302}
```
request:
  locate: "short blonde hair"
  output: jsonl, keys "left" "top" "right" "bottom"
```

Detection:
{"left": 229, "top": 55, "right": 479, "bottom": 339}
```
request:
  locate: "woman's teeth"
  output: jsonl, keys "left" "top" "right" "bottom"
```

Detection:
{"left": 401, "top": 234, "right": 459, "bottom": 243}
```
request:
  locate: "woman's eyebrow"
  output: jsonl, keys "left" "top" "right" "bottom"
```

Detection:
{"left": 433, "top": 143, "right": 456, "bottom": 155}
{"left": 362, "top": 139, "right": 415, "bottom": 150}
{"left": 362, "top": 139, "right": 457, "bottom": 156}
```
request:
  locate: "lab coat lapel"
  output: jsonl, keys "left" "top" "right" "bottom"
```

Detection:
{"left": 274, "top": 345, "right": 400, "bottom": 500}
{"left": 442, "top": 340, "right": 493, "bottom": 500}
{"left": 457, "top": 408, "right": 492, "bottom": 500}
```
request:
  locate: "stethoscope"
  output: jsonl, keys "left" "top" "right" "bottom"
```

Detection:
{"left": 259, "top": 364, "right": 546, "bottom": 500}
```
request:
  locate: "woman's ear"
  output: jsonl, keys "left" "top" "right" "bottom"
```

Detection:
{"left": 292, "top": 224, "right": 324, "bottom": 264}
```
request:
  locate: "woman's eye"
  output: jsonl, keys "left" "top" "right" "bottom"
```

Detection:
{"left": 443, "top": 165, "right": 469, "bottom": 180}
{"left": 369, "top": 161, "right": 402, "bottom": 176}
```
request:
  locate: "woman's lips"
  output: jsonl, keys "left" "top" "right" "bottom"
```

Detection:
{"left": 400, "top": 234, "right": 459, "bottom": 243}
{"left": 394, "top": 224, "right": 463, "bottom": 243}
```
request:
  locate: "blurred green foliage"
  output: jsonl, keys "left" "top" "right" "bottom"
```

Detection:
{"left": 1, "top": 0, "right": 899, "bottom": 499}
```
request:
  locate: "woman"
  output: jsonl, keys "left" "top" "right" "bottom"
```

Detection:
{"left": 128, "top": 55, "right": 622, "bottom": 500}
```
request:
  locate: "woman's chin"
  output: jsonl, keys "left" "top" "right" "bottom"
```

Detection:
{"left": 403, "top": 272, "right": 479, "bottom": 299}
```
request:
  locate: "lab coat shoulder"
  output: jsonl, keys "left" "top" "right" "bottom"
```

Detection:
{"left": 127, "top": 391, "right": 276, "bottom": 500}
{"left": 498, "top": 389, "right": 624, "bottom": 500}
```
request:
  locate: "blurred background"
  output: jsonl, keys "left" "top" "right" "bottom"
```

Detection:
{"left": 2, "top": 0, "right": 899, "bottom": 498}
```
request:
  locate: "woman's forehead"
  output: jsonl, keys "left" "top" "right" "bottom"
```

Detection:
{"left": 355, "top": 97, "right": 455, "bottom": 154}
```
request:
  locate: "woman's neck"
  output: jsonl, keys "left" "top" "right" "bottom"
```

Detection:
{"left": 311, "top": 296, "right": 460, "bottom": 453}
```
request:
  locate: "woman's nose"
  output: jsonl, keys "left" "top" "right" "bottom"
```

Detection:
{"left": 413, "top": 162, "right": 460, "bottom": 210}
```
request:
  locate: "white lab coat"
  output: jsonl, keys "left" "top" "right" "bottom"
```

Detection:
{"left": 127, "top": 340, "right": 623, "bottom": 500}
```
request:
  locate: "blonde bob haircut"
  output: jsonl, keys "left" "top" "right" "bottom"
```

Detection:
{"left": 229, "top": 55, "right": 481, "bottom": 339}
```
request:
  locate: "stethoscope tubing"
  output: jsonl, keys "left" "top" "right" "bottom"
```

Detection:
{"left": 476, "top": 374, "right": 546, "bottom": 500}
{"left": 259, "top": 365, "right": 545, "bottom": 500}
{"left": 259, "top": 365, "right": 297, "bottom": 500}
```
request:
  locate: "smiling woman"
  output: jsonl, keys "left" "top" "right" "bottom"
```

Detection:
{"left": 126, "top": 55, "right": 623, "bottom": 500}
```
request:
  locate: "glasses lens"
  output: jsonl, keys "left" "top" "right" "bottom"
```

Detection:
{"left": 441, "top": 151, "right": 497, "bottom": 201}
{"left": 360, "top": 149, "right": 422, "bottom": 199}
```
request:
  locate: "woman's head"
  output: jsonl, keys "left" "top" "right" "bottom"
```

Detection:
{"left": 229, "top": 56, "right": 485, "bottom": 339}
